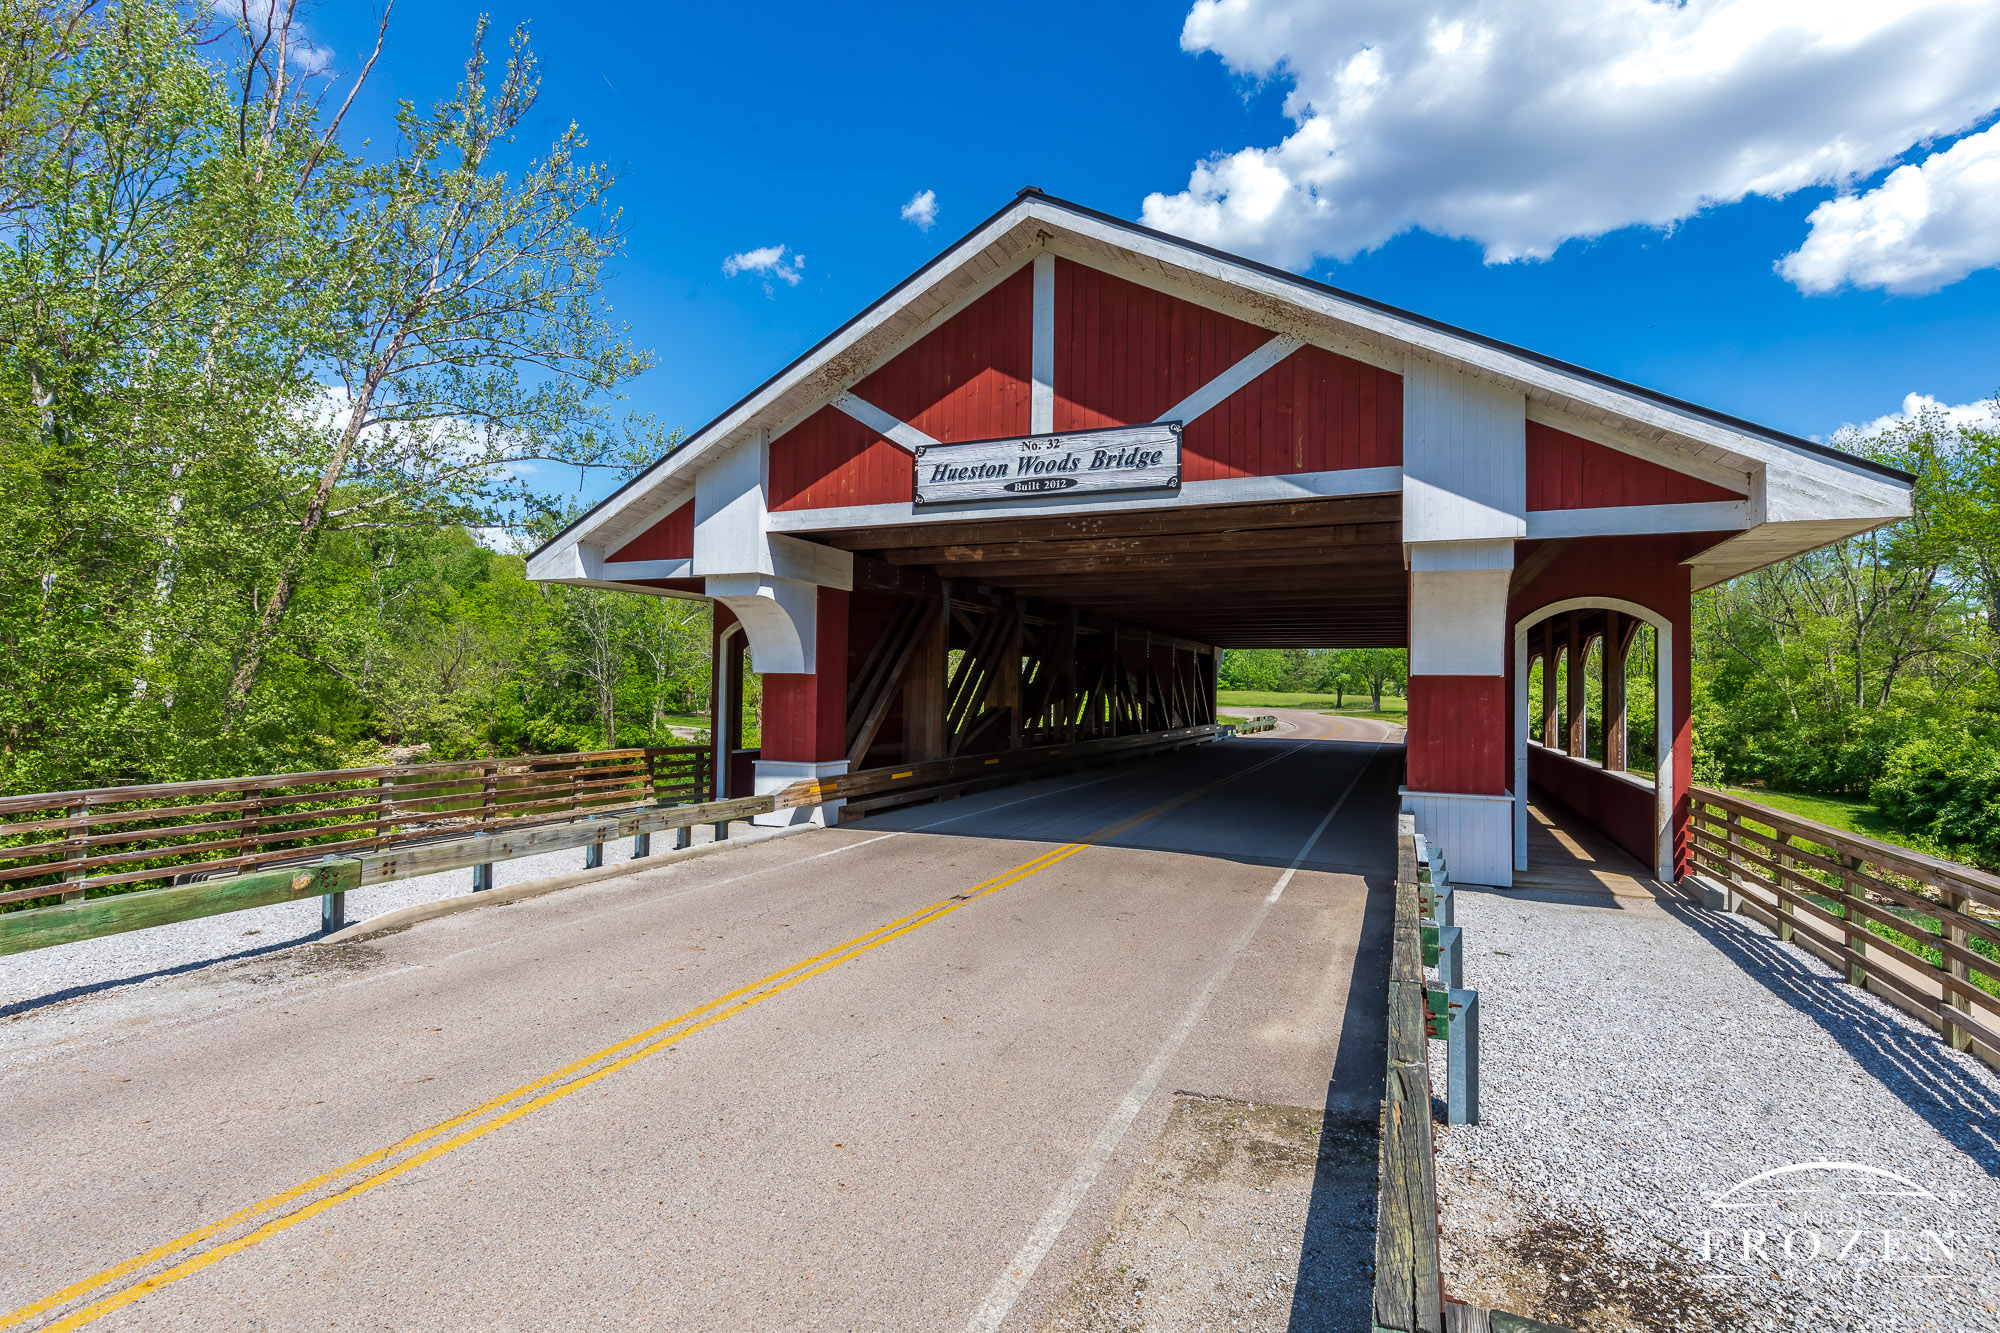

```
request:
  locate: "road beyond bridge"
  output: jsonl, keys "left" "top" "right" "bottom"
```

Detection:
{"left": 1, "top": 727, "right": 1400, "bottom": 1331}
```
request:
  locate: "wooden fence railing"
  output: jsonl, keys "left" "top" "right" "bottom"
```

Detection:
{"left": 1690, "top": 786, "right": 2000, "bottom": 1068}
{"left": 0, "top": 747, "right": 712, "bottom": 912}
{"left": 0, "top": 724, "right": 1220, "bottom": 956}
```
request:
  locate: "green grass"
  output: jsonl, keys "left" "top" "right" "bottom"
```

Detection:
{"left": 1708, "top": 785, "right": 1999, "bottom": 997}
{"left": 1786, "top": 886, "right": 2000, "bottom": 1001}
{"left": 1217, "top": 689, "right": 1407, "bottom": 713}
{"left": 1715, "top": 785, "right": 1911, "bottom": 848}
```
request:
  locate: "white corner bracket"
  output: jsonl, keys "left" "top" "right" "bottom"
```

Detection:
{"left": 706, "top": 575, "right": 820, "bottom": 675}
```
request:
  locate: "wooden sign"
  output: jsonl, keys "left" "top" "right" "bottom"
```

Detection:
{"left": 913, "top": 422, "right": 1181, "bottom": 507}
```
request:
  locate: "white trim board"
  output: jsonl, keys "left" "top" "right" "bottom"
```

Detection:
{"left": 833, "top": 392, "right": 937, "bottom": 454}
{"left": 1156, "top": 335, "right": 1302, "bottom": 426}
{"left": 765, "top": 466, "right": 1403, "bottom": 534}
{"left": 1526, "top": 500, "right": 1750, "bottom": 539}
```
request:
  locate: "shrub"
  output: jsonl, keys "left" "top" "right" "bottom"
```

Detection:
{"left": 1872, "top": 727, "right": 2000, "bottom": 868}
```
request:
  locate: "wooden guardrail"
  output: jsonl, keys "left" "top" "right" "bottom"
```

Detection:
{"left": 0, "top": 747, "right": 711, "bottom": 910}
{"left": 1376, "top": 818, "right": 1576, "bottom": 1333}
{"left": 1377, "top": 819, "right": 1444, "bottom": 1332}
{"left": 1690, "top": 786, "right": 2000, "bottom": 1069}
{"left": 0, "top": 724, "right": 1219, "bottom": 956}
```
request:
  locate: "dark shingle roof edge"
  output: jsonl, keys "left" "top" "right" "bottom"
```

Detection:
{"left": 530, "top": 188, "right": 1910, "bottom": 562}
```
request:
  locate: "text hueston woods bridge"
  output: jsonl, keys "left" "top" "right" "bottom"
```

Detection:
{"left": 0, "top": 191, "right": 1932, "bottom": 1333}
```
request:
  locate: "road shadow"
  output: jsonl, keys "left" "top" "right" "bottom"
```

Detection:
{"left": 1284, "top": 859, "right": 1394, "bottom": 1331}
{"left": 1663, "top": 895, "right": 2000, "bottom": 1177}
{"left": 0, "top": 930, "right": 324, "bottom": 1018}
{"left": 846, "top": 738, "right": 1405, "bottom": 878}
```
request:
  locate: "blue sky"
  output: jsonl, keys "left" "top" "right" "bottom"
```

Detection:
{"left": 307, "top": 1, "right": 2000, "bottom": 508}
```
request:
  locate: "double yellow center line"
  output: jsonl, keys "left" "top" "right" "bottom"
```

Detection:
{"left": 6, "top": 744, "right": 1301, "bottom": 1331}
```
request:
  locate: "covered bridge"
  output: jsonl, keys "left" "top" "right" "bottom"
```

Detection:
{"left": 526, "top": 190, "right": 1911, "bottom": 887}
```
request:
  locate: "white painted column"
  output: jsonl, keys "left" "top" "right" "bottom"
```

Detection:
{"left": 1401, "top": 358, "right": 1526, "bottom": 886}
{"left": 695, "top": 430, "right": 854, "bottom": 824}
{"left": 694, "top": 429, "right": 853, "bottom": 675}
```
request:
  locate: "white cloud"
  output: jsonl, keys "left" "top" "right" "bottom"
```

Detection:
{"left": 1833, "top": 392, "right": 1997, "bottom": 440}
{"left": 1141, "top": 0, "right": 2000, "bottom": 271}
{"left": 901, "top": 189, "right": 938, "bottom": 231}
{"left": 721, "top": 244, "right": 806, "bottom": 294}
{"left": 212, "top": 0, "right": 333, "bottom": 74}
{"left": 1780, "top": 122, "right": 2000, "bottom": 294}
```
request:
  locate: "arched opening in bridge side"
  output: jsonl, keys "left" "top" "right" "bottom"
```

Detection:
{"left": 710, "top": 617, "right": 751, "bottom": 799}
{"left": 1512, "top": 597, "right": 1676, "bottom": 881}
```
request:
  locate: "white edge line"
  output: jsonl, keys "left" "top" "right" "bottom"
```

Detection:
{"left": 963, "top": 740, "right": 1382, "bottom": 1333}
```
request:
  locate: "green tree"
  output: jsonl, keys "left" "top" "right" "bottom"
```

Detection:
{"left": 222, "top": 17, "right": 661, "bottom": 718}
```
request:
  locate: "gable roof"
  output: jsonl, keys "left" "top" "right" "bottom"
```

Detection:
{"left": 529, "top": 188, "right": 1910, "bottom": 576}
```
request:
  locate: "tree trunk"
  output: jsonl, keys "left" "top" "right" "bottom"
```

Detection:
{"left": 223, "top": 366, "right": 390, "bottom": 721}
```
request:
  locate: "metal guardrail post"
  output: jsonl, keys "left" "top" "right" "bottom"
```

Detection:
{"left": 585, "top": 840, "right": 604, "bottom": 870}
{"left": 1446, "top": 989, "right": 1479, "bottom": 1126}
{"left": 713, "top": 820, "right": 730, "bottom": 841}
{"left": 633, "top": 831, "right": 651, "bottom": 859}
{"left": 674, "top": 826, "right": 691, "bottom": 851}
{"left": 319, "top": 853, "right": 345, "bottom": 934}
{"left": 471, "top": 835, "right": 493, "bottom": 893}
{"left": 1436, "top": 925, "right": 1463, "bottom": 991}
{"left": 1417, "top": 838, "right": 1476, "bottom": 1125}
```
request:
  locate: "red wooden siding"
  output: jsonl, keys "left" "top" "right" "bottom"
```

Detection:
{"left": 761, "top": 587, "right": 849, "bottom": 763}
{"left": 855, "top": 265, "right": 1034, "bottom": 441}
{"left": 771, "top": 267, "right": 1033, "bottom": 511}
{"left": 1526, "top": 423, "right": 1744, "bottom": 510}
{"left": 1406, "top": 675, "right": 1508, "bottom": 795}
{"left": 1053, "top": 261, "right": 1400, "bottom": 482}
{"left": 770, "top": 406, "right": 915, "bottom": 511}
{"left": 1528, "top": 747, "right": 1655, "bottom": 873}
{"left": 609, "top": 498, "right": 695, "bottom": 561}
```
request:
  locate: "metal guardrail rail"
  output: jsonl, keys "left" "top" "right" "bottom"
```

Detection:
{"left": 0, "top": 725, "right": 1219, "bottom": 956}
{"left": 1690, "top": 785, "right": 2000, "bottom": 1070}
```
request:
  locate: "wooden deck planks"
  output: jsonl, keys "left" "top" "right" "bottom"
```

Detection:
{"left": 1513, "top": 798, "right": 1660, "bottom": 899}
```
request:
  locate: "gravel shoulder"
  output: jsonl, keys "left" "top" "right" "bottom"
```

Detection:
{"left": 1431, "top": 879, "right": 2000, "bottom": 1332}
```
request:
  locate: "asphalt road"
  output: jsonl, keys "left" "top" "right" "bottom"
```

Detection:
{"left": 1256, "top": 708, "right": 1405, "bottom": 744}
{"left": 0, "top": 730, "right": 1401, "bottom": 1332}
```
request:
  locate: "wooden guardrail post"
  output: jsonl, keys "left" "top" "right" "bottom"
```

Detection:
{"left": 1839, "top": 852, "right": 1869, "bottom": 986}
{"left": 1377, "top": 817, "right": 1443, "bottom": 1333}
{"left": 472, "top": 762, "right": 498, "bottom": 891}
{"left": 1942, "top": 886, "right": 1974, "bottom": 1052}
{"left": 633, "top": 750, "right": 657, "bottom": 860}
{"left": 61, "top": 802, "right": 85, "bottom": 903}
